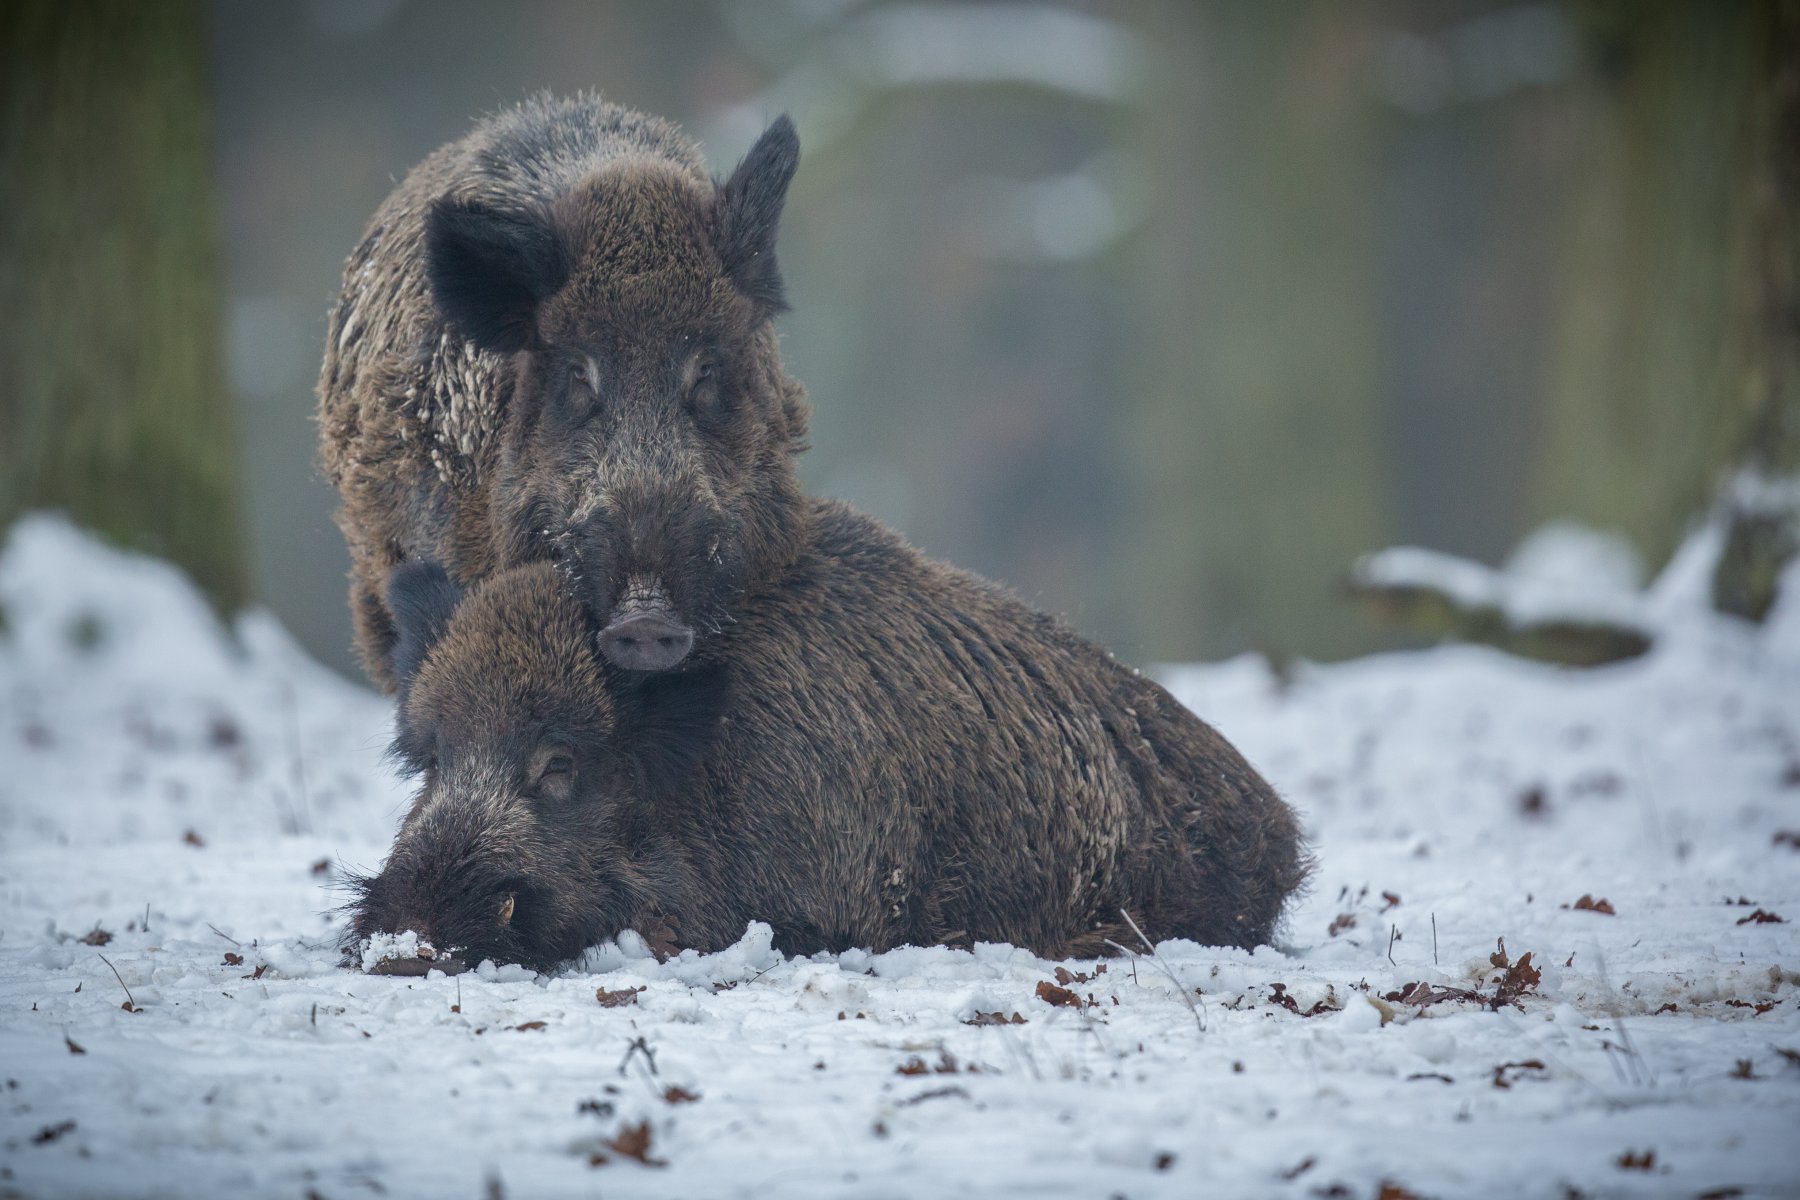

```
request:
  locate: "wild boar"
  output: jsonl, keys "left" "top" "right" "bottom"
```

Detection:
{"left": 318, "top": 95, "right": 809, "bottom": 689}
{"left": 349, "top": 507, "right": 1309, "bottom": 972}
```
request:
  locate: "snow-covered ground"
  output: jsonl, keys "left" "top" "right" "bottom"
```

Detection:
{"left": 1, "top": 512, "right": 1796, "bottom": 1200}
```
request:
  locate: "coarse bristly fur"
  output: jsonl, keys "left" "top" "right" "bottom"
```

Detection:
{"left": 328, "top": 94, "right": 1310, "bottom": 967}
{"left": 351, "top": 509, "right": 1311, "bottom": 970}
{"left": 318, "top": 94, "right": 809, "bottom": 688}
{"left": 345, "top": 562, "right": 728, "bottom": 972}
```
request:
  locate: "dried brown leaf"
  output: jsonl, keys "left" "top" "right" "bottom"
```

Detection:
{"left": 77, "top": 928, "right": 112, "bottom": 947}
{"left": 1376, "top": 1183, "right": 1426, "bottom": 1200}
{"left": 1615, "top": 1149, "right": 1656, "bottom": 1171}
{"left": 1035, "top": 980, "right": 1083, "bottom": 1008}
{"left": 1489, "top": 942, "right": 1542, "bottom": 1010}
{"left": 1385, "top": 980, "right": 1485, "bottom": 1009}
{"left": 1726, "top": 999, "right": 1775, "bottom": 1014}
{"left": 962, "top": 1010, "right": 1027, "bottom": 1026}
{"left": 595, "top": 985, "right": 644, "bottom": 1008}
{"left": 590, "top": 1120, "right": 663, "bottom": 1168}
{"left": 1569, "top": 895, "right": 1616, "bottom": 915}
{"left": 1327, "top": 913, "right": 1356, "bottom": 937}
{"left": 514, "top": 1020, "right": 547, "bottom": 1032}
{"left": 1491, "top": 1059, "right": 1547, "bottom": 1089}
{"left": 662, "top": 1086, "right": 700, "bottom": 1104}
{"left": 222, "top": 952, "right": 243, "bottom": 966}
{"left": 634, "top": 913, "right": 682, "bottom": 962}
{"left": 1736, "top": 908, "right": 1785, "bottom": 925}
{"left": 182, "top": 829, "right": 205, "bottom": 848}
{"left": 1267, "top": 982, "right": 1340, "bottom": 1017}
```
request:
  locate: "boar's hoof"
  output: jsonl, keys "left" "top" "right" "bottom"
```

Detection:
{"left": 599, "top": 613, "right": 694, "bottom": 671}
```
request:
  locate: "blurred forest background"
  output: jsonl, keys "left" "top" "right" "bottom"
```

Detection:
{"left": 2, "top": 0, "right": 1794, "bottom": 680}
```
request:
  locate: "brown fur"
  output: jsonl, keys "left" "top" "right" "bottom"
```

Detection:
{"left": 318, "top": 95, "right": 808, "bottom": 688}
{"left": 351, "top": 505, "right": 1310, "bottom": 969}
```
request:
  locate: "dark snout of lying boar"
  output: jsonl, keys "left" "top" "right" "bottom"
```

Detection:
{"left": 350, "top": 509, "right": 1309, "bottom": 974}
{"left": 319, "top": 96, "right": 812, "bottom": 689}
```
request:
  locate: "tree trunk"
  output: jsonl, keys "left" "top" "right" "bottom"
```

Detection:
{"left": 0, "top": 0, "right": 244, "bottom": 608}
{"left": 1125, "top": 1, "right": 1389, "bottom": 664}
{"left": 1530, "top": 1, "right": 1756, "bottom": 576}
{"left": 1713, "top": 0, "right": 1800, "bottom": 620}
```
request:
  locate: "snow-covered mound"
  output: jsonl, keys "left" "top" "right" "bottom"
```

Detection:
{"left": 1351, "top": 520, "right": 1654, "bottom": 634}
{"left": 1, "top": 512, "right": 1796, "bottom": 1199}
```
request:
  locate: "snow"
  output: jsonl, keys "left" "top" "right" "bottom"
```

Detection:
{"left": 2, "top": 511, "right": 1797, "bottom": 1199}
{"left": 1352, "top": 521, "right": 1655, "bottom": 634}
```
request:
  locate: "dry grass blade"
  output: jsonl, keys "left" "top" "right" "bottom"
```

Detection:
{"left": 96, "top": 953, "right": 138, "bottom": 1012}
{"left": 1105, "top": 908, "right": 1205, "bottom": 1033}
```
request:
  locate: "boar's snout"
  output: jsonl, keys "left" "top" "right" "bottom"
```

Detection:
{"left": 597, "top": 576, "right": 694, "bottom": 671}
{"left": 349, "top": 838, "right": 537, "bottom": 973}
{"left": 599, "top": 610, "right": 693, "bottom": 671}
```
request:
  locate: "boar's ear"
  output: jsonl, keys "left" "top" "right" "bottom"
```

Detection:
{"left": 425, "top": 198, "right": 569, "bottom": 355}
{"left": 386, "top": 560, "right": 464, "bottom": 701}
{"left": 714, "top": 115, "right": 800, "bottom": 314}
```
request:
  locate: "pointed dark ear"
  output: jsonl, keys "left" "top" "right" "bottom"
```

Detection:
{"left": 714, "top": 115, "right": 800, "bottom": 314}
{"left": 425, "top": 198, "right": 569, "bottom": 354}
{"left": 386, "top": 559, "right": 463, "bottom": 701}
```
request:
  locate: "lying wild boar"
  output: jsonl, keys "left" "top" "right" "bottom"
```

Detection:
{"left": 350, "top": 506, "right": 1309, "bottom": 973}
{"left": 318, "top": 95, "right": 810, "bottom": 688}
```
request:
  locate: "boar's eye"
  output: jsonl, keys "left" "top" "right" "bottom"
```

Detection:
{"left": 567, "top": 358, "right": 604, "bottom": 410}
{"left": 530, "top": 745, "right": 576, "bottom": 802}
{"left": 688, "top": 358, "right": 732, "bottom": 419}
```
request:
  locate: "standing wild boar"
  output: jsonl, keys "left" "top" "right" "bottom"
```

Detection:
{"left": 350, "top": 504, "right": 1309, "bottom": 973}
{"left": 318, "top": 95, "right": 809, "bottom": 689}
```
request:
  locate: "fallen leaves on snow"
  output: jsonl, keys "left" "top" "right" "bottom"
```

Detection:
{"left": 595, "top": 985, "right": 644, "bottom": 1008}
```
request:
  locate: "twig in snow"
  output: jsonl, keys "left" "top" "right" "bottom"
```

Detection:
{"left": 207, "top": 923, "right": 240, "bottom": 947}
{"left": 1105, "top": 908, "right": 1205, "bottom": 1033}
{"left": 96, "top": 953, "right": 136, "bottom": 1012}
{"left": 1387, "top": 924, "right": 1398, "bottom": 965}
{"left": 1432, "top": 912, "right": 1438, "bottom": 966}
{"left": 619, "top": 1036, "right": 659, "bottom": 1077}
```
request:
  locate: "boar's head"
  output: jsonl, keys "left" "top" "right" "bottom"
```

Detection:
{"left": 347, "top": 559, "right": 725, "bottom": 973}
{"left": 426, "top": 116, "right": 809, "bottom": 672}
